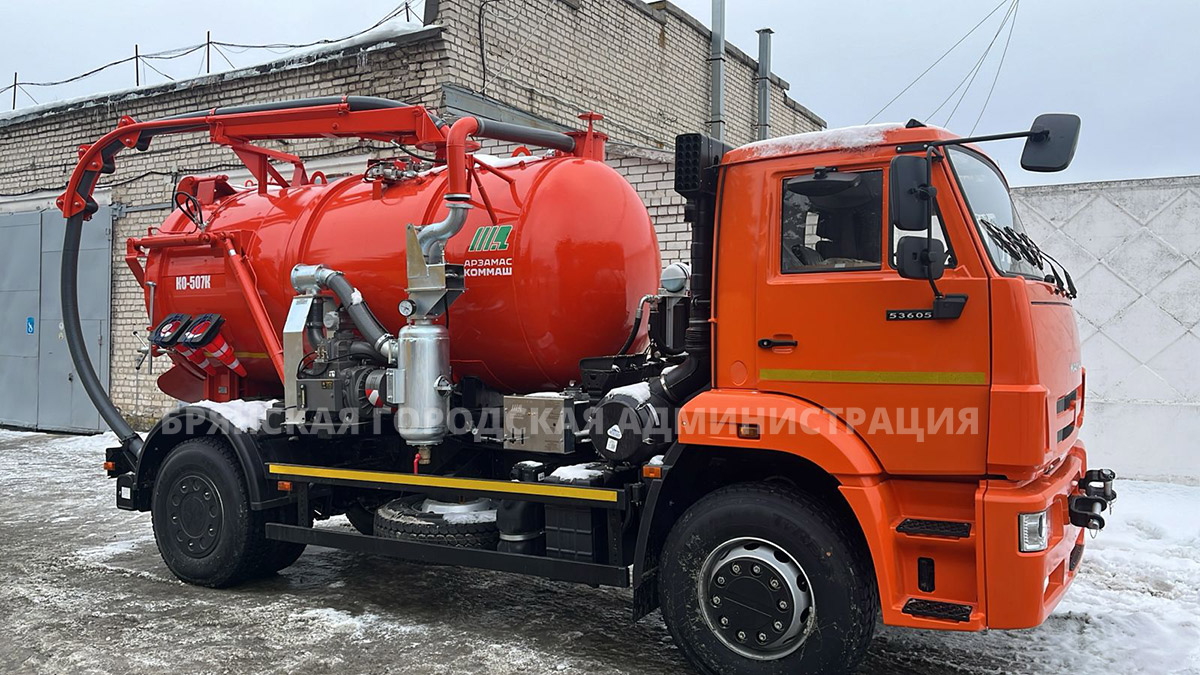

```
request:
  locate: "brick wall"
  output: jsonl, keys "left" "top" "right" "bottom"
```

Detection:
{"left": 0, "top": 2, "right": 823, "bottom": 424}
{"left": 1014, "top": 176, "right": 1200, "bottom": 481}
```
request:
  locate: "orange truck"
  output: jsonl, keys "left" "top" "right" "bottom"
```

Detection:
{"left": 58, "top": 98, "right": 1115, "bottom": 673}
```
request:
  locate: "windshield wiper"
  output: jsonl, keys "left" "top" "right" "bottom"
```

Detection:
{"left": 1014, "top": 229, "right": 1077, "bottom": 299}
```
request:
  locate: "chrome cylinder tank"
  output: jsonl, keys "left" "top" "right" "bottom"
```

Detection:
{"left": 394, "top": 320, "right": 451, "bottom": 445}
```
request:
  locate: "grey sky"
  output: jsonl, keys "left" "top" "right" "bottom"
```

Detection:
{"left": 2, "top": 1, "right": 1195, "bottom": 186}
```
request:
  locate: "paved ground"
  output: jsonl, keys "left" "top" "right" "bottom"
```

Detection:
{"left": 1, "top": 429, "right": 1197, "bottom": 674}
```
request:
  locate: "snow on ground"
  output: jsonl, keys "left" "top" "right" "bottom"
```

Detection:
{"left": 0, "top": 429, "right": 1196, "bottom": 674}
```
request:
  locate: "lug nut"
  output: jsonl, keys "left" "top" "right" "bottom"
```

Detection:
{"left": 736, "top": 631, "right": 746, "bottom": 642}
{"left": 720, "top": 616, "right": 729, "bottom": 627}
{"left": 752, "top": 564, "right": 762, "bottom": 575}
{"left": 769, "top": 578, "right": 780, "bottom": 590}
{"left": 731, "top": 563, "right": 741, "bottom": 574}
{"left": 778, "top": 600, "right": 788, "bottom": 610}
{"left": 757, "top": 632, "right": 768, "bottom": 643}
{"left": 773, "top": 621, "right": 784, "bottom": 632}
{"left": 715, "top": 575, "right": 726, "bottom": 586}
{"left": 712, "top": 595, "right": 721, "bottom": 606}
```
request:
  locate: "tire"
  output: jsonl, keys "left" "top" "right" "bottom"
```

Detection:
{"left": 659, "top": 483, "right": 876, "bottom": 675}
{"left": 150, "top": 437, "right": 274, "bottom": 587}
{"left": 374, "top": 496, "right": 500, "bottom": 549}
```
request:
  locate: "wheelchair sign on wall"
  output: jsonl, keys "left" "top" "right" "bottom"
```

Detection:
{"left": 26, "top": 317, "right": 34, "bottom": 335}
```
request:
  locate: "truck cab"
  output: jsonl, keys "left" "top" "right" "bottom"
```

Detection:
{"left": 675, "top": 119, "right": 1105, "bottom": 635}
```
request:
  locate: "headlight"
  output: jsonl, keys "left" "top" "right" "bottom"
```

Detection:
{"left": 1019, "top": 510, "right": 1049, "bottom": 552}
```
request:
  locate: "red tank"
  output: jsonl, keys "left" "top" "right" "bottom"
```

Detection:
{"left": 145, "top": 154, "right": 660, "bottom": 398}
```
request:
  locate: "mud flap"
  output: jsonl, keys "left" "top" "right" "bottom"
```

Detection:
{"left": 633, "top": 570, "right": 660, "bottom": 621}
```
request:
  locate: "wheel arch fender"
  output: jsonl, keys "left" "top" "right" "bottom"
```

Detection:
{"left": 131, "top": 406, "right": 268, "bottom": 511}
{"left": 630, "top": 392, "right": 885, "bottom": 619}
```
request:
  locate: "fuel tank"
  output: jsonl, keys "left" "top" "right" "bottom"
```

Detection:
{"left": 145, "top": 153, "right": 660, "bottom": 397}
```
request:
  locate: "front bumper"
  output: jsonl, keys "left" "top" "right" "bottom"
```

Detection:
{"left": 982, "top": 442, "right": 1115, "bottom": 629}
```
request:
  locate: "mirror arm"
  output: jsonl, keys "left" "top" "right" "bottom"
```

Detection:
{"left": 923, "top": 146, "right": 942, "bottom": 298}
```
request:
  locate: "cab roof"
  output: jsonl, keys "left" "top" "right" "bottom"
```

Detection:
{"left": 723, "top": 123, "right": 964, "bottom": 164}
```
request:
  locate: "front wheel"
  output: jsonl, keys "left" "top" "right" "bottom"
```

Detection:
{"left": 150, "top": 437, "right": 277, "bottom": 587}
{"left": 660, "top": 483, "right": 876, "bottom": 674}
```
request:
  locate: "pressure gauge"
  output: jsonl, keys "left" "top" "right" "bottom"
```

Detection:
{"left": 398, "top": 299, "right": 415, "bottom": 317}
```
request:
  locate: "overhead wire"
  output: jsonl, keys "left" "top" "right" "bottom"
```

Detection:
{"left": 865, "top": 0, "right": 1010, "bottom": 124}
{"left": 927, "top": 0, "right": 1019, "bottom": 125}
{"left": 970, "top": 0, "right": 1021, "bottom": 134}
{"left": 0, "top": 2, "right": 422, "bottom": 99}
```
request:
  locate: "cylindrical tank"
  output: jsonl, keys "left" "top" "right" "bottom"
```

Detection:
{"left": 145, "top": 154, "right": 660, "bottom": 397}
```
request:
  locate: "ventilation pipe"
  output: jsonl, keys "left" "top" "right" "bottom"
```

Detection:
{"left": 755, "top": 28, "right": 773, "bottom": 141}
{"left": 708, "top": 0, "right": 726, "bottom": 141}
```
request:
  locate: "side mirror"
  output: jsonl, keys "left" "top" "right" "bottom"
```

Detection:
{"left": 896, "top": 236, "right": 946, "bottom": 281}
{"left": 889, "top": 155, "right": 933, "bottom": 232}
{"left": 1021, "top": 113, "right": 1081, "bottom": 172}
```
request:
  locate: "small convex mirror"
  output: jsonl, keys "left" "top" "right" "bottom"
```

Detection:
{"left": 1021, "top": 113, "right": 1081, "bottom": 172}
{"left": 896, "top": 236, "right": 946, "bottom": 281}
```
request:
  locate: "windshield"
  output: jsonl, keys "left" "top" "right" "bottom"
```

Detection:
{"left": 947, "top": 147, "right": 1043, "bottom": 278}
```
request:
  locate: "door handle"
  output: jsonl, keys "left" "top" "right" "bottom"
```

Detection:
{"left": 758, "top": 338, "right": 798, "bottom": 349}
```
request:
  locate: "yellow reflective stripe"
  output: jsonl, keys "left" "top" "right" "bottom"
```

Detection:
{"left": 760, "top": 368, "right": 987, "bottom": 385}
{"left": 267, "top": 463, "right": 619, "bottom": 503}
{"left": 233, "top": 351, "right": 269, "bottom": 359}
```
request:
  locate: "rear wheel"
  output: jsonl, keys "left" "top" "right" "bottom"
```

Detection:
{"left": 660, "top": 483, "right": 876, "bottom": 674}
{"left": 151, "top": 437, "right": 276, "bottom": 587}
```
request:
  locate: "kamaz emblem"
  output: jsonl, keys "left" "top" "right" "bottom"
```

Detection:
{"left": 467, "top": 225, "right": 513, "bottom": 252}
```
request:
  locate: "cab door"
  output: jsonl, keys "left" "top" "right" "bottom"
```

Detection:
{"left": 724, "top": 158, "right": 992, "bottom": 475}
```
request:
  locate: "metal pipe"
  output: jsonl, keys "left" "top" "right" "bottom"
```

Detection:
{"left": 755, "top": 29, "right": 773, "bottom": 141}
{"left": 291, "top": 264, "right": 395, "bottom": 358}
{"left": 708, "top": 0, "right": 726, "bottom": 141}
{"left": 416, "top": 202, "right": 472, "bottom": 260}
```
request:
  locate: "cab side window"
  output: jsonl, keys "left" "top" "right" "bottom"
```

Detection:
{"left": 781, "top": 170, "right": 884, "bottom": 273}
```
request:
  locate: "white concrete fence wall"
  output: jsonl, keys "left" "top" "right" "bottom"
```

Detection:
{"left": 1014, "top": 176, "right": 1200, "bottom": 482}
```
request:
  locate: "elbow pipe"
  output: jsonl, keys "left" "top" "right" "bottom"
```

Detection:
{"left": 445, "top": 116, "right": 578, "bottom": 196}
{"left": 62, "top": 213, "right": 143, "bottom": 462}
{"left": 291, "top": 265, "right": 393, "bottom": 356}
{"left": 416, "top": 202, "right": 473, "bottom": 259}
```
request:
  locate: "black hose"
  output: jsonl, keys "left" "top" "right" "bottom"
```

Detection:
{"left": 618, "top": 295, "right": 653, "bottom": 355}
{"left": 62, "top": 213, "right": 143, "bottom": 461}
{"left": 475, "top": 119, "right": 577, "bottom": 153}
{"left": 323, "top": 273, "right": 390, "bottom": 352}
{"left": 163, "top": 95, "right": 447, "bottom": 128}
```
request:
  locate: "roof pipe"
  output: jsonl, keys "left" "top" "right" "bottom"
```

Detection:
{"left": 755, "top": 28, "right": 774, "bottom": 141}
{"left": 708, "top": 0, "right": 726, "bottom": 141}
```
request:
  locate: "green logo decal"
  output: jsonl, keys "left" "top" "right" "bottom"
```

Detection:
{"left": 467, "top": 225, "right": 513, "bottom": 252}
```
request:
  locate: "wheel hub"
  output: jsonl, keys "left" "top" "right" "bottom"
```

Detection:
{"left": 698, "top": 537, "right": 814, "bottom": 660}
{"left": 166, "top": 473, "right": 223, "bottom": 558}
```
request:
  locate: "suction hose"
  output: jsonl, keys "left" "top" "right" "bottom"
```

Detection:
{"left": 62, "top": 213, "right": 143, "bottom": 462}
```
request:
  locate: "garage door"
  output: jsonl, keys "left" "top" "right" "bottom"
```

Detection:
{"left": 0, "top": 207, "right": 112, "bottom": 432}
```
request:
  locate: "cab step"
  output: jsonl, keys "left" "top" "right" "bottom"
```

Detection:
{"left": 896, "top": 518, "right": 972, "bottom": 539}
{"left": 902, "top": 598, "right": 973, "bottom": 622}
